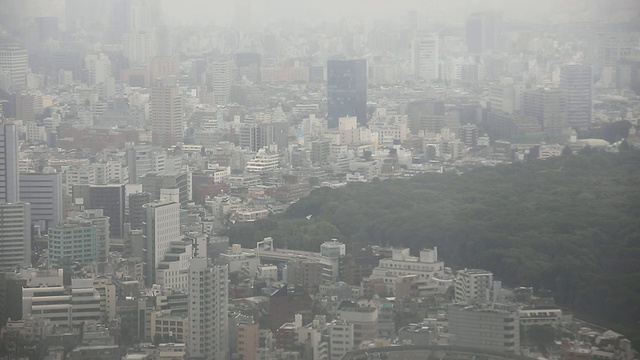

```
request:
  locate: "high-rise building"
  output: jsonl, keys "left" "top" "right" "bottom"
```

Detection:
{"left": 150, "top": 82, "right": 182, "bottom": 148}
{"left": 0, "top": 123, "right": 19, "bottom": 203}
{"left": 87, "top": 184, "right": 126, "bottom": 239}
{"left": 411, "top": 32, "right": 440, "bottom": 81}
{"left": 560, "top": 64, "right": 593, "bottom": 130}
{"left": 327, "top": 59, "right": 367, "bottom": 128}
{"left": 19, "top": 172, "right": 63, "bottom": 232}
{"left": 0, "top": 45, "right": 28, "bottom": 91}
{"left": 465, "top": 12, "right": 502, "bottom": 53}
{"left": 48, "top": 220, "right": 98, "bottom": 268}
{"left": 142, "top": 200, "right": 181, "bottom": 287}
{"left": 0, "top": 202, "right": 31, "bottom": 270}
{"left": 210, "top": 58, "right": 231, "bottom": 107}
{"left": 188, "top": 258, "right": 229, "bottom": 360}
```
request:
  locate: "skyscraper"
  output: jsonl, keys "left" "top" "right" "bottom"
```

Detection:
{"left": 465, "top": 12, "right": 502, "bottom": 53}
{"left": 188, "top": 258, "right": 229, "bottom": 360}
{"left": 560, "top": 64, "right": 593, "bottom": 130}
{"left": 411, "top": 32, "right": 440, "bottom": 81}
{"left": 0, "top": 202, "right": 31, "bottom": 270}
{"left": 150, "top": 82, "right": 183, "bottom": 148}
{"left": 327, "top": 59, "right": 367, "bottom": 128}
{"left": 0, "top": 123, "right": 19, "bottom": 204}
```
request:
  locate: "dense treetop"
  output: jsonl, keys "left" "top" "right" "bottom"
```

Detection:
{"left": 227, "top": 148, "right": 640, "bottom": 346}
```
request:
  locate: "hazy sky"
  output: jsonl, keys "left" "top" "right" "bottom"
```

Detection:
{"left": 161, "top": 0, "right": 640, "bottom": 27}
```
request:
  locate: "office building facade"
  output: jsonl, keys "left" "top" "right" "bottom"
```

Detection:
{"left": 0, "top": 202, "right": 31, "bottom": 270}
{"left": 327, "top": 59, "right": 367, "bottom": 128}
{"left": 19, "top": 172, "right": 63, "bottom": 232}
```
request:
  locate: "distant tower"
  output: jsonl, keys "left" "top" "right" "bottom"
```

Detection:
{"left": 412, "top": 32, "right": 440, "bottom": 81}
{"left": 188, "top": 258, "right": 229, "bottom": 360}
{"left": 0, "top": 123, "right": 19, "bottom": 203}
{"left": 466, "top": 12, "right": 502, "bottom": 53}
{"left": 150, "top": 82, "right": 183, "bottom": 147}
{"left": 327, "top": 59, "right": 367, "bottom": 128}
{"left": 0, "top": 45, "right": 28, "bottom": 91}
{"left": 210, "top": 58, "right": 231, "bottom": 107}
{"left": 234, "top": 0, "right": 253, "bottom": 30}
{"left": 560, "top": 64, "right": 593, "bottom": 130}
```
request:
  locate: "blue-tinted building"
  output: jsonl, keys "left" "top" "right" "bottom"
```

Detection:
{"left": 327, "top": 59, "right": 367, "bottom": 128}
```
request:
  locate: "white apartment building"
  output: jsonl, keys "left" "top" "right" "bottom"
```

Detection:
{"left": 328, "top": 320, "right": 354, "bottom": 360}
{"left": 143, "top": 200, "right": 181, "bottom": 287}
{"left": 246, "top": 149, "right": 279, "bottom": 173}
{"left": 188, "top": 258, "right": 229, "bottom": 360}
{"left": 371, "top": 248, "right": 445, "bottom": 293}
{"left": 155, "top": 240, "right": 192, "bottom": 292}
{"left": 454, "top": 268, "right": 496, "bottom": 305}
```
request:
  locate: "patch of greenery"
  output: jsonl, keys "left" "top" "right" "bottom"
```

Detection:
{"left": 226, "top": 149, "right": 640, "bottom": 347}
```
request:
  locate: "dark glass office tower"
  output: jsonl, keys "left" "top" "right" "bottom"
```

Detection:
{"left": 87, "top": 184, "right": 126, "bottom": 238}
{"left": 327, "top": 59, "right": 367, "bottom": 128}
